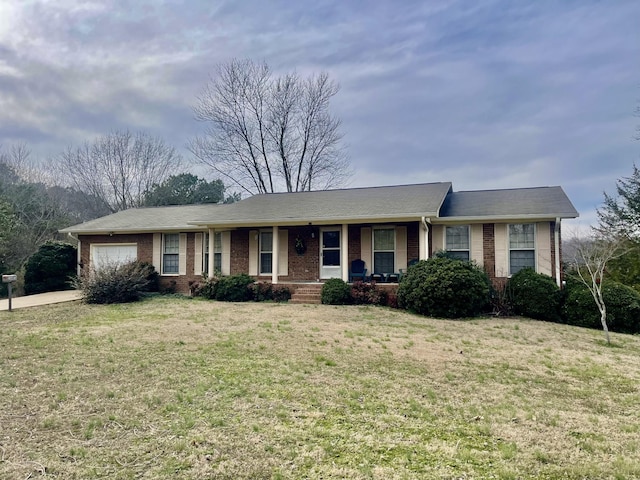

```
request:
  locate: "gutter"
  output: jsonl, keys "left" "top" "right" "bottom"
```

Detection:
{"left": 554, "top": 217, "right": 561, "bottom": 288}
{"left": 434, "top": 213, "right": 579, "bottom": 223}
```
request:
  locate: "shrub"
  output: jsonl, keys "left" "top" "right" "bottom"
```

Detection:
{"left": 190, "top": 274, "right": 220, "bottom": 299}
{"left": 137, "top": 261, "right": 160, "bottom": 292}
{"left": 215, "top": 273, "right": 255, "bottom": 302}
{"left": 76, "top": 261, "right": 158, "bottom": 304}
{"left": 350, "top": 281, "right": 386, "bottom": 305}
{"left": 397, "top": 257, "right": 490, "bottom": 318}
{"left": 271, "top": 285, "right": 292, "bottom": 302}
{"left": 252, "top": 281, "right": 273, "bottom": 302}
{"left": 24, "top": 241, "right": 77, "bottom": 295}
{"left": 507, "top": 268, "right": 561, "bottom": 321}
{"left": 321, "top": 278, "right": 351, "bottom": 305}
{"left": 562, "top": 279, "right": 640, "bottom": 334}
{"left": 488, "top": 278, "right": 513, "bottom": 316}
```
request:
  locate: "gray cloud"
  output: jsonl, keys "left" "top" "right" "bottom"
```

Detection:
{"left": 0, "top": 0, "right": 638, "bottom": 228}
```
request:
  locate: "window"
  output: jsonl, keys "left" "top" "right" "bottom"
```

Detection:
{"left": 163, "top": 234, "right": 179, "bottom": 274}
{"left": 373, "top": 228, "right": 395, "bottom": 274}
{"left": 203, "top": 232, "right": 222, "bottom": 274}
{"left": 260, "top": 231, "right": 273, "bottom": 274}
{"left": 509, "top": 224, "right": 535, "bottom": 274}
{"left": 445, "top": 225, "right": 470, "bottom": 261}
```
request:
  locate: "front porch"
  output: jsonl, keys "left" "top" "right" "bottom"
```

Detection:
{"left": 221, "top": 222, "right": 427, "bottom": 285}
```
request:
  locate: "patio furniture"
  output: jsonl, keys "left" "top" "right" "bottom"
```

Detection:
{"left": 371, "top": 273, "right": 385, "bottom": 283}
{"left": 349, "top": 259, "right": 368, "bottom": 282}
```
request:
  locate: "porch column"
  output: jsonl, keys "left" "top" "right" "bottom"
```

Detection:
{"left": 208, "top": 227, "right": 215, "bottom": 278}
{"left": 272, "top": 225, "right": 279, "bottom": 284}
{"left": 419, "top": 219, "right": 430, "bottom": 260}
{"left": 341, "top": 224, "right": 349, "bottom": 281}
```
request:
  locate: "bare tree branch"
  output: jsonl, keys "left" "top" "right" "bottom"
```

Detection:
{"left": 190, "top": 59, "right": 351, "bottom": 194}
{"left": 58, "top": 130, "right": 181, "bottom": 213}
{"left": 568, "top": 229, "right": 630, "bottom": 344}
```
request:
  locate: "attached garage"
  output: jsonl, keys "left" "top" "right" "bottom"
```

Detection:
{"left": 90, "top": 244, "right": 138, "bottom": 270}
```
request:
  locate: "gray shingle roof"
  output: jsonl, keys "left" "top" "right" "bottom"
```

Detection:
{"left": 439, "top": 186, "right": 579, "bottom": 220}
{"left": 59, "top": 204, "right": 224, "bottom": 234}
{"left": 188, "top": 182, "right": 453, "bottom": 226}
{"left": 59, "top": 183, "right": 578, "bottom": 234}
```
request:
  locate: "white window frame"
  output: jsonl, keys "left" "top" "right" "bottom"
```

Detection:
{"left": 372, "top": 227, "right": 396, "bottom": 274}
{"left": 508, "top": 223, "right": 536, "bottom": 275}
{"left": 162, "top": 233, "right": 180, "bottom": 275}
{"left": 259, "top": 230, "right": 273, "bottom": 275}
{"left": 445, "top": 225, "right": 470, "bottom": 261}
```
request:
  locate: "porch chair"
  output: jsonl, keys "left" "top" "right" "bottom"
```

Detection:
{"left": 349, "top": 259, "right": 368, "bottom": 282}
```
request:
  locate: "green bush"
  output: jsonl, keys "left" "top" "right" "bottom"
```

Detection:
{"left": 397, "top": 257, "right": 490, "bottom": 318}
{"left": 24, "top": 241, "right": 77, "bottom": 295}
{"left": 76, "top": 261, "right": 158, "bottom": 304}
{"left": 215, "top": 273, "right": 255, "bottom": 302}
{"left": 138, "top": 261, "right": 160, "bottom": 292}
{"left": 321, "top": 278, "right": 351, "bottom": 305}
{"left": 562, "top": 279, "right": 640, "bottom": 334}
{"left": 507, "top": 268, "right": 561, "bottom": 321}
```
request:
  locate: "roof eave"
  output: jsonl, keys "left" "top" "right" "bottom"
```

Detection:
{"left": 188, "top": 213, "right": 438, "bottom": 228}
{"left": 60, "top": 226, "right": 207, "bottom": 235}
{"left": 435, "top": 212, "right": 580, "bottom": 223}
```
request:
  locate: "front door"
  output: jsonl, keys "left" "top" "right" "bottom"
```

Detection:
{"left": 320, "top": 229, "right": 341, "bottom": 279}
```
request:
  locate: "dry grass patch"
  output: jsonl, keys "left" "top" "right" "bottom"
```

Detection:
{"left": 1, "top": 297, "right": 639, "bottom": 479}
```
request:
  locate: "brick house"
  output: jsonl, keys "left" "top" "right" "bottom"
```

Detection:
{"left": 60, "top": 182, "right": 578, "bottom": 294}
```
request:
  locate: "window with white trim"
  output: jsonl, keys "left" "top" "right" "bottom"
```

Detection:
{"left": 260, "top": 231, "right": 273, "bottom": 275}
{"left": 162, "top": 233, "right": 179, "bottom": 274}
{"left": 203, "top": 232, "right": 222, "bottom": 274}
{"left": 509, "top": 224, "right": 535, "bottom": 274}
{"left": 445, "top": 225, "right": 470, "bottom": 261}
{"left": 373, "top": 228, "right": 395, "bottom": 274}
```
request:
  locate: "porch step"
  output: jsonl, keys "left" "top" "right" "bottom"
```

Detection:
{"left": 290, "top": 285, "right": 323, "bottom": 304}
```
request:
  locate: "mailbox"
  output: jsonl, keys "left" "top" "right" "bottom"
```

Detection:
{"left": 2, "top": 274, "right": 17, "bottom": 283}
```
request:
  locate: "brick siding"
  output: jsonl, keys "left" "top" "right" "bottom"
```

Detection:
{"left": 482, "top": 224, "right": 496, "bottom": 280}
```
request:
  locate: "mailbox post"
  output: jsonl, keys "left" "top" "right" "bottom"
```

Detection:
{"left": 2, "top": 274, "right": 17, "bottom": 312}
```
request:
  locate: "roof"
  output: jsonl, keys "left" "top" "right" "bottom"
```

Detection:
{"left": 59, "top": 204, "right": 224, "bottom": 234}
{"left": 59, "top": 182, "right": 579, "bottom": 235}
{"left": 188, "top": 182, "right": 453, "bottom": 227}
{"left": 438, "top": 186, "right": 579, "bottom": 220}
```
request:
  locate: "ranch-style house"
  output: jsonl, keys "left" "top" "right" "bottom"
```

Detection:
{"left": 60, "top": 182, "right": 579, "bottom": 295}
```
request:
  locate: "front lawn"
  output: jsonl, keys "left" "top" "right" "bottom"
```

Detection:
{"left": 1, "top": 297, "right": 639, "bottom": 479}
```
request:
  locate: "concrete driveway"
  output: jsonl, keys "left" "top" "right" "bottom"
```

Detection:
{"left": 0, "top": 290, "right": 83, "bottom": 311}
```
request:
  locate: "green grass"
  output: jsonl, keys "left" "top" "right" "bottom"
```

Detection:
{"left": 1, "top": 296, "right": 640, "bottom": 479}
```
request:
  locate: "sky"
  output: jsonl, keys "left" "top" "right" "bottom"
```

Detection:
{"left": 1, "top": 0, "right": 639, "bottom": 232}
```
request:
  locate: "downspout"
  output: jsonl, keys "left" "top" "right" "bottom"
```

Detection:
{"left": 554, "top": 217, "right": 561, "bottom": 288}
{"left": 67, "top": 232, "right": 82, "bottom": 277}
{"left": 421, "top": 217, "right": 431, "bottom": 260}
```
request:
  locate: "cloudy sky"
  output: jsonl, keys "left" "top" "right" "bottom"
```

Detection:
{"left": 1, "top": 0, "right": 639, "bottom": 230}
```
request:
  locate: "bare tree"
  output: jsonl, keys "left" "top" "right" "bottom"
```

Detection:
{"left": 190, "top": 59, "right": 350, "bottom": 195}
{"left": 569, "top": 231, "right": 629, "bottom": 344}
{"left": 0, "top": 143, "right": 51, "bottom": 185}
{"left": 59, "top": 130, "right": 181, "bottom": 212}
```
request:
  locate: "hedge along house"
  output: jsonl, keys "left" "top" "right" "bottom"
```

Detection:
{"left": 60, "top": 182, "right": 578, "bottom": 294}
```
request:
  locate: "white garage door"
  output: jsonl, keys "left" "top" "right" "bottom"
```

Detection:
{"left": 91, "top": 244, "right": 138, "bottom": 270}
